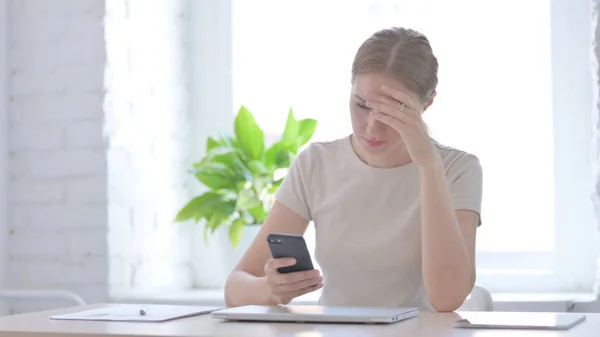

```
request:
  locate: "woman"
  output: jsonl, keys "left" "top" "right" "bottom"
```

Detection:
{"left": 224, "top": 27, "right": 482, "bottom": 312}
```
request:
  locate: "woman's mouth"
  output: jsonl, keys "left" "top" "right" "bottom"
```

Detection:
{"left": 364, "top": 137, "right": 386, "bottom": 147}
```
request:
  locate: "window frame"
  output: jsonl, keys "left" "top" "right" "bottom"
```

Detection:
{"left": 0, "top": 0, "right": 8, "bottom": 316}
{"left": 191, "top": 0, "right": 599, "bottom": 294}
{"left": 473, "top": 0, "right": 597, "bottom": 294}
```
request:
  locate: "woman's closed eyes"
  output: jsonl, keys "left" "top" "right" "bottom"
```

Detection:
{"left": 356, "top": 102, "right": 369, "bottom": 110}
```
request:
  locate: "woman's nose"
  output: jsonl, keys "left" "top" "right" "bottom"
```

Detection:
{"left": 366, "top": 112, "right": 386, "bottom": 133}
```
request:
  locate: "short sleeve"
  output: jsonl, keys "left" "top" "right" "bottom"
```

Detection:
{"left": 274, "top": 147, "right": 312, "bottom": 221}
{"left": 448, "top": 154, "right": 483, "bottom": 226}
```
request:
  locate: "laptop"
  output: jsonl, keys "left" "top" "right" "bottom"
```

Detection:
{"left": 211, "top": 305, "right": 419, "bottom": 324}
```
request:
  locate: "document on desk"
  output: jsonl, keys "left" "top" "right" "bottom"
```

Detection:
{"left": 49, "top": 304, "right": 222, "bottom": 322}
{"left": 454, "top": 312, "right": 587, "bottom": 330}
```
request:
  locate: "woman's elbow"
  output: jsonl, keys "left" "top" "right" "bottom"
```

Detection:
{"left": 431, "top": 299, "right": 463, "bottom": 312}
{"left": 224, "top": 270, "right": 242, "bottom": 308}
{"left": 428, "top": 287, "right": 472, "bottom": 312}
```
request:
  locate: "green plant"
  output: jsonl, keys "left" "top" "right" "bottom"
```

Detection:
{"left": 175, "top": 105, "right": 317, "bottom": 249}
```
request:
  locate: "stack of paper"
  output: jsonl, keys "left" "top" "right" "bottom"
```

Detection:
{"left": 49, "top": 304, "right": 222, "bottom": 323}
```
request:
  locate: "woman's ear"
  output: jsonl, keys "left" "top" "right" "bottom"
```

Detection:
{"left": 423, "top": 91, "right": 437, "bottom": 112}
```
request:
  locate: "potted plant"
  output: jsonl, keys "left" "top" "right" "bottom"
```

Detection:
{"left": 175, "top": 105, "right": 317, "bottom": 253}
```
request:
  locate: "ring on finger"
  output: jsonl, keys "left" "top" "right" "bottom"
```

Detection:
{"left": 399, "top": 102, "right": 406, "bottom": 113}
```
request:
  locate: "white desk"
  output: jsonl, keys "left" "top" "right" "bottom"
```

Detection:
{"left": 0, "top": 303, "right": 597, "bottom": 337}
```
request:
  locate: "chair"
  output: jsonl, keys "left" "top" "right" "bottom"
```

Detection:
{"left": 459, "top": 284, "right": 494, "bottom": 311}
{"left": 0, "top": 289, "right": 86, "bottom": 316}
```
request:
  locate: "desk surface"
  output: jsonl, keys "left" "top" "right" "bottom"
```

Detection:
{"left": 0, "top": 303, "right": 597, "bottom": 337}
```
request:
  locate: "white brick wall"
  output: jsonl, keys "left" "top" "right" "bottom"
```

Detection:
{"left": 4, "top": 0, "right": 195, "bottom": 314}
{"left": 6, "top": 0, "right": 108, "bottom": 314}
{"left": 104, "top": 0, "right": 193, "bottom": 294}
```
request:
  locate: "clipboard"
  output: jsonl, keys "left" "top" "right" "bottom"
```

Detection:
{"left": 49, "top": 304, "right": 222, "bottom": 323}
{"left": 454, "top": 312, "right": 586, "bottom": 330}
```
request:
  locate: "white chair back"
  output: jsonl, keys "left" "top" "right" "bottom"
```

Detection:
{"left": 459, "top": 284, "right": 494, "bottom": 311}
{"left": 0, "top": 289, "right": 86, "bottom": 316}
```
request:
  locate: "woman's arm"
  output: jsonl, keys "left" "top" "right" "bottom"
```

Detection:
{"left": 224, "top": 201, "right": 310, "bottom": 307}
{"left": 419, "top": 158, "right": 479, "bottom": 312}
{"left": 364, "top": 85, "right": 480, "bottom": 311}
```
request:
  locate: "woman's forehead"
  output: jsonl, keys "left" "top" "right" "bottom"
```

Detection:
{"left": 352, "top": 73, "right": 415, "bottom": 99}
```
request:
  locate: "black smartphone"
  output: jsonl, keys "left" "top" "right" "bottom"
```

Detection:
{"left": 266, "top": 233, "right": 314, "bottom": 274}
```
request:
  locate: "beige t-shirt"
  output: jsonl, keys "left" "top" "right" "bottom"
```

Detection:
{"left": 274, "top": 135, "right": 483, "bottom": 310}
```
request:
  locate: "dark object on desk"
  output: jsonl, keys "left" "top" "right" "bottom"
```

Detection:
{"left": 454, "top": 312, "right": 587, "bottom": 330}
{"left": 267, "top": 233, "right": 314, "bottom": 273}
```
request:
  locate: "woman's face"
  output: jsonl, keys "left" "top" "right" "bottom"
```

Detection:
{"left": 349, "top": 72, "right": 423, "bottom": 157}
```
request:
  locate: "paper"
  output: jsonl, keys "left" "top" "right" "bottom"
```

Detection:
{"left": 49, "top": 304, "right": 222, "bottom": 322}
{"left": 454, "top": 312, "right": 587, "bottom": 330}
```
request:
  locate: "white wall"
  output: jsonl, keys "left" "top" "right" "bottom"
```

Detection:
{"left": 550, "top": 0, "right": 597, "bottom": 294}
{"left": 186, "top": 0, "right": 235, "bottom": 289}
{"left": 0, "top": 0, "right": 194, "bottom": 314}
{"left": 104, "top": 0, "right": 193, "bottom": 295}
{"left": 6, "top": 0, "right": 108, "bottom": 314}
{"left": 0, "top": 0, "right": 8, "bottom": 316}
{"left": 586, "top": 0, "right": 600, "bottom": 312}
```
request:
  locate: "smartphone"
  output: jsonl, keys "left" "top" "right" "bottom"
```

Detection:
{"left": 266, "top": 233, "right": 314, "bottom": 274}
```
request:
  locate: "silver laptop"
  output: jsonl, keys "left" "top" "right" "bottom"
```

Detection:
{"left": 211, "top": 305, "right": 419, "bottom": 324}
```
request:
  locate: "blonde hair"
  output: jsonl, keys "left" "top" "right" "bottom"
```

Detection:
{"left": 351, "top": 27, "right": 439, "bottom": 103}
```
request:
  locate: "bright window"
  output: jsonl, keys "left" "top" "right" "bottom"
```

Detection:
{"left": 227, "top": 0, "right": 597, "bottom": 293}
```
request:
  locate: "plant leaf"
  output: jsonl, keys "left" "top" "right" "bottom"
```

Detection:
{"left": 229, "top": 218, "right": 246, "bottom": 249}
{"left": 198, "top": 147, "right": 238, "bottom": 166}
{"left": 241, "top": 209, "right": 255, "bottom": 225}
{"left": 194, "top": 162, "right": 238, "bottom": 190}
{"left": 264, "top": 142, "right": 285, "bottom": 169}
{"left": 207, "top": 201, "right": 236, "bottom": 233}
{"left": 247, "top": 159, "right": 268, "bottom": 177}
{"left": 200, "top": 143, "right": 252, "bottom": 182}
{"left": 249, "top": 205, "right": 266, "bottom": 223}
{"left": 174, "top": 192, "right": 226, "bottom": 222}
{"left": 206, "top": 146, "right": 238, "bottom": 158}
{"left": 269, "top": 178, "right": 284, "bottom": 194}
{"left": 203, "top": 224, "right": 211, "bottom": 246}
{"left": 236, "top": 188, "right": 262, "bottom": 210}
{"left": 281, "top": 107, "right": 299, "bottom": 145}
{"left": 253, "top": 177, "right": 267, "bottom": 194}
{"left": 264, "top": 141, "right": 296, "bottom": 169}
{"left": 221, "top": 135, "right": 238, "bottom": 148}
{"left": 236, "top": 159, "right": 254, "bottom": 183}
{"left": 234, "top": 106, "right": 264, "bottom": 160}
{"left": 297, "top": 118, "right": 317, "bottom": 148}
{"left": 206, "top": 136, "right": 221, "bottom": 152}
{"left": 275, "top": 149, "right": 295, "bottom": 168}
